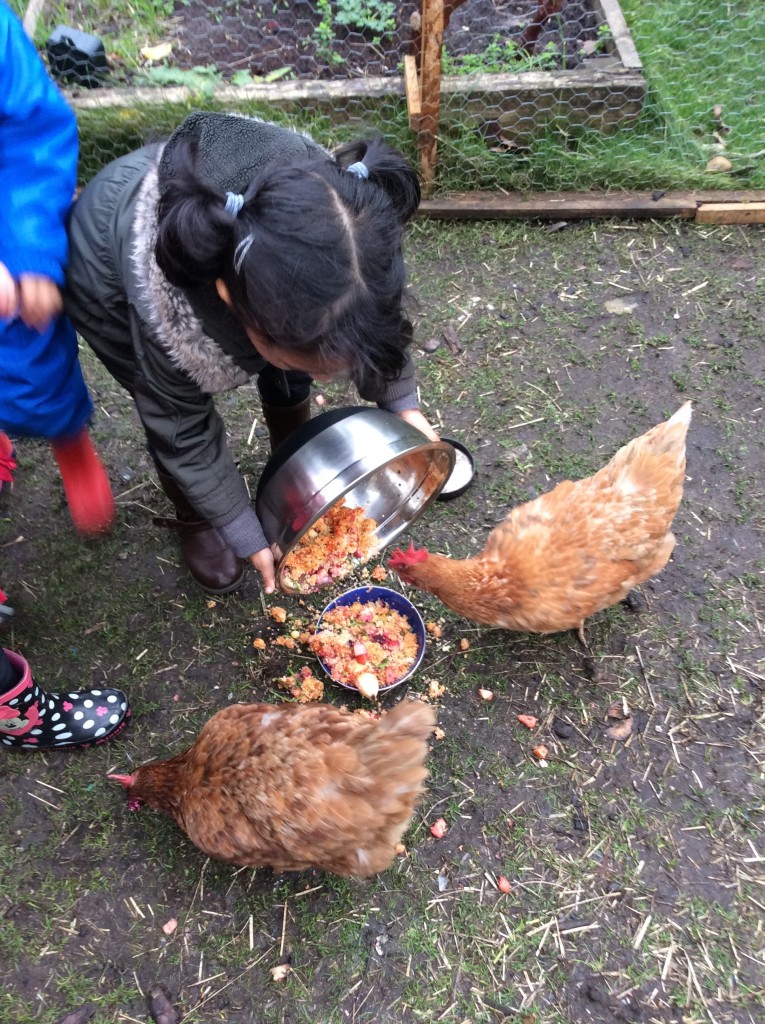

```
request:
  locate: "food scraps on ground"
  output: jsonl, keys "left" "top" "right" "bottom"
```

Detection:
{"left": 605, "top": 717, "right": 633, "bottom": 741}
{"left": 252, "top": 637, "right": 266, "bottom": 650}
{"left": 497, "top": 875, "right": 512, "bottom": 894}
{"left": 269, "top": 963, "right": 292, "bottom": 982}
{"left": 478, "top": 688, "right": 494, "bottom": 701}
{"left": 277, "top": 666, "right": 325, "bottom": 703}
{"left": 426, "top": 621, "right": 443, "bottom": 638}
{"left": 430, "top": 817, "right": 448, "bottom": 838}
{"left": 269, "top": 606, "right": 288, "bottom": 623}
{"left": 517, "top": 713, "right": 538, "bottom": 729}
{"left": 281, "top": 500, "right": 379, "bottom": 592}
{"left": 459, "top": 638, "right": 470, "bottom": 651}
{"left": 433, "top": 725, "right": 446, "bottom": 741}
{"left": 428, "top": 679, "right": 445, "bottom": 700}
{"left": 308, "top": 598, "right": 419, "bottom": 695}
{"left": 161, "top": 918, "right": 178, "bottom": 936}
{"left": 532, "top": 744, "right": 549, "bottom": 760}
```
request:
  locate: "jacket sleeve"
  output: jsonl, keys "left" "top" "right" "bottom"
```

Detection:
{"left": 127, "top": 307, "right": 269, "bottom": 558}
{"left": 353, "top": 348, "right": 419, "bottom": 413}
{"left": 0, "top": 6, "right": 78, "bottom": 283}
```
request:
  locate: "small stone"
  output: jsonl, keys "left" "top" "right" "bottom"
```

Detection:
{"left": 422, "top": 337, "right": 441, "bottom": 353}
{"left": 622, "top": 590, "right": 648, "bottom": 613}
{"left": 706, "top": 155, "right": 732, "bottom": 173}
{"left": 583, "top": 659, "right": 601, "bottom": 682}
{"left": 604, "top": 296, "right": 639, "bottom": 315}
{"left": 552, "top": 719, "right": 574, "bottom": 739}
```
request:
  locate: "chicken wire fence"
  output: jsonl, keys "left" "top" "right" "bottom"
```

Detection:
{"left": 17, "top": 0, "right": 765, "bottom": 194}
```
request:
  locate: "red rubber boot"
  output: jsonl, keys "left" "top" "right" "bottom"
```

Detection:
{"left": 50, "top": 427, "right": 116, "bottom": 537}
{"left": 0, "top": 432, "right": 16, "bottom": 496}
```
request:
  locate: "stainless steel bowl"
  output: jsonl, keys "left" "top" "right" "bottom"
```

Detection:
{"left": 255, "top": 406, "right": 455, "bottom": 594}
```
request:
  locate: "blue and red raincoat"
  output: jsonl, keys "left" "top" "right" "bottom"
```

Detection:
{"left": 0, "top": 2, "right": 93, "bottom": 439}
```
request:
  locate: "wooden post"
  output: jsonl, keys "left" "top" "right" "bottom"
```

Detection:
{"left": 403, "top": 54, "right": 421, "bottom": 130}
{"left": 418, "top": 0, "right": 445, "bottom": 194}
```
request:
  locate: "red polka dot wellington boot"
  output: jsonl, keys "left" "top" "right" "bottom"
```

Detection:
{"left": 0, "top": 648, "right": 130, "bottom": 750}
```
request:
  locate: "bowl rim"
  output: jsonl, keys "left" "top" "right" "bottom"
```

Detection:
{"left": 257, "top": 407, "right": 455, "bottom": 594}
{"left": 312, "top": 585, "right": 427, "bottom": 694}
{"left": 256, "top": 405, "right": 369, "bottom": 500}
{"left": 437, "top": 436, "right": 476, "bottom": 501}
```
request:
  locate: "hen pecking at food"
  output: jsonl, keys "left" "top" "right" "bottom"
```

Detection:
{"left": 389, "top": 403, "right": 692, "bottom": 636}
{"left": 109, "top": 699, "right": 436, "bottom": 877}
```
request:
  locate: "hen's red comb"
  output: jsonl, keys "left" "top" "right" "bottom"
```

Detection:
{"left": 388, "top": 542, "right": 429, "bottom": 569}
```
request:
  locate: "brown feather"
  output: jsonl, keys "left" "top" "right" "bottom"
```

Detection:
{"left": 393, "top": 404, "right": 691, "bottom": 633}
{"left": 121, "top": 700, "right": 436, "bottom": 877}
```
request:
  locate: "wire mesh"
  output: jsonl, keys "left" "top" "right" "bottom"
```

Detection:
{"left": 15, "top": 0, "right": 765, "bottom": 193}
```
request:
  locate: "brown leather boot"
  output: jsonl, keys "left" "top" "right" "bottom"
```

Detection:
{"left": 153, "top": 470, "right": 245, "bottom": 594}
{"left": 261, "top": 397, "right": 312, "bottom": 452}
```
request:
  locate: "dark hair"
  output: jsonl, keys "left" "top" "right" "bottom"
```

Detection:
{"left": 154, "top": 136, "right": 421, "bottom": 382}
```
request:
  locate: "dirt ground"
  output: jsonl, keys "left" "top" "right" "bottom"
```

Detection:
{"left": 171, "top": 0, "right": 598, "bottom": 80}
{"left": 0, "top": 217, "right": 763, "bottom": 1024}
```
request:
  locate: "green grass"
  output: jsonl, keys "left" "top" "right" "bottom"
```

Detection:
{"left": 11, "top": 0, "right": 765, "bottom": 191}
{"left": 2, "top": 220, "right": 764, "bottom": 1023}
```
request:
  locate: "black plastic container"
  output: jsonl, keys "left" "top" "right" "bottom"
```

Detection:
{"left": 46, "top": 26, "right": 108, "bottom": 88}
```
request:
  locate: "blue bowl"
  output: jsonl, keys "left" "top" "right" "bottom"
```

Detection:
{"left": 314, "top": 586, "right": 427, "bottom": 694}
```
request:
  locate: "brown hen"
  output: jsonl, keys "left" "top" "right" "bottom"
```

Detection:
{"left": 109, "top": 699, "right": 436, "bottom": 876}
{"left": 389, "top": 403, "right": 691, "bottom": 635}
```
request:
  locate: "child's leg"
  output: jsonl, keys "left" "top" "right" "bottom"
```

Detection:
{"left": 1, "top": 313, "right": 115, "bottom": 535}
{"left": 0, "top": 432, "right": 16, "bottom": 496}
{"left": 50, "top": 427, "right": 115, "bottom": 536}
{"left": 257, "top": 367, "right": 312, "bottom": 451}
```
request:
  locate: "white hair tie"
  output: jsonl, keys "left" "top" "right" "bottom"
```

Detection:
{"left": 224, "top": 191, "right": 245, "bottom": 216}
{"left": 346, "top": 161, "right": 369, "bottom": 180}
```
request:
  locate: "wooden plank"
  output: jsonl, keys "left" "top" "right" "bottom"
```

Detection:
{"left": 23, "top": 0, "right": 48, "bottom": 39}
{"left": 695, "top": 203, "right": 765, "bottom": 224}
{"left": 417, "top": 190, "right": 765, "bottom": 221}
{"left": 418, "top": 192, "right": 699, "bottom": 220}
{"left": 592, "top": 0, "right": 643, "bottom": 70}
{"left": 403, "top": 54, "right": 421, "bottom": 129}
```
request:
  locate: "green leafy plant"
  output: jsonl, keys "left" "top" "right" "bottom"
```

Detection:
{"left": 335, "top": 0, "right": 396, "bottom": 38}
{"left": 579, "top": 22, "right": 614, "bottom": 57}
{"left": 312, "top": 0, "right": 345, "bottom": 66}
{"left": 137, "top": 64, "right": 223, "bottom": 97}
{"left": 442, "top": 36, "right": 560, "bottom": 76}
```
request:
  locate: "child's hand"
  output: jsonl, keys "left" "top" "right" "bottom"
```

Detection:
{"left": 397, "top": 408, "right": 440, "bottom": 442}
{"left": 17, "top": 274, "right": 63, "bottom": 332}
{"left": 0, "top": 262, "right": 18, "bottom": 320}
{"left": 249, "top": 546, "right": 276, "bottom": 595}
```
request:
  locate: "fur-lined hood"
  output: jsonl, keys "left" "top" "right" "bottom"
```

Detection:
{"left": 131, "top": 153, "right": 250, "bottom": 394}
{"left": 128, "top": 113, "right": 330, "bottom": 394}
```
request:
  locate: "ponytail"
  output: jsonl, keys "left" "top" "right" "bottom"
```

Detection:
{"left": 155, "top": 141, "right": 245, "bottom": 289}
{"left": 333, "top": 137, "right": 421, "bottom": 223}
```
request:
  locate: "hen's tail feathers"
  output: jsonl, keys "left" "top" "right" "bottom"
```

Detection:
{"left": 358, "top": 700, "right": 436, "bottom": 793}
{"left": 380, "top": 699, "right": 437, "bottom": 740}
{"left": 647, "top": 401, "right": 692, "bottom": 457}
{"left": 609, "top": 401, "right": 692, "bottom": 483}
